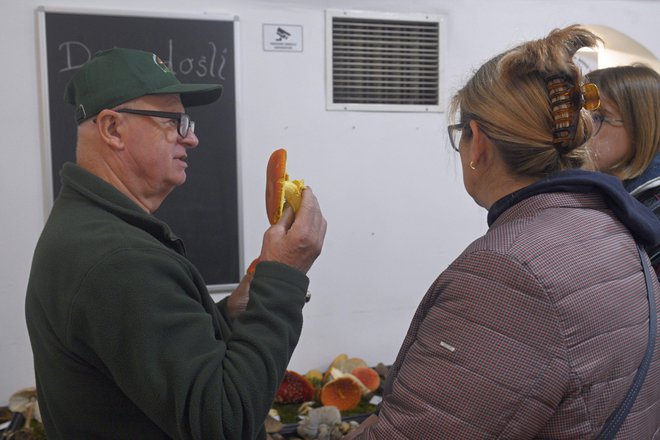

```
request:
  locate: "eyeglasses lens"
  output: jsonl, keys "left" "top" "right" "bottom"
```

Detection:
{"left": 178, "top": 115, "right": 188, "bottom": 138}
{"left": 591, "top": 113, "right": 604, "bottom": 137}
{"left": 178, "top": 115, "right": 195, "bottom": 138}
{"left": 448, "top": 124, "right": 463, "bottom": 152}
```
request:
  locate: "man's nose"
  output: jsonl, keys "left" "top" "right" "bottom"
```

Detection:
{"left": 181, "top": 130, "right": 199, "bottom": 148}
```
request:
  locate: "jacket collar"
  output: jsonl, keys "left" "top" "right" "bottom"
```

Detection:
{"left": 59, "top": 162, "right": 186, "bottom": 255}
{"left": 487, "top": 169, "right": 660, "bottom": 249}
{"left": 624, "top": 153, "right": 660, "bottom": 196}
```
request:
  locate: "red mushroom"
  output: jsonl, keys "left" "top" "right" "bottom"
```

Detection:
{"left": 274, "top": 370, "right": 315, "bottom": 404}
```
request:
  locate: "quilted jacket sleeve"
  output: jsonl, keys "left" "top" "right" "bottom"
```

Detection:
{"left": 351, "top": 249, "right": 571, "bottom": 439}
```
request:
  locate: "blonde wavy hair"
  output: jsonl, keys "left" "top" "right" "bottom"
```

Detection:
{"left": 449, "top": 25, "right": 601, "bottom": 178}
{"left": 585, "top": 64, "right": 660, "bottom": 180}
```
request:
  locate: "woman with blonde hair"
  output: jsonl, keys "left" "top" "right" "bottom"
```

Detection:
{"left": 346, "top": 25, "right": 660, "bottom": 439}
{"left": 586, "top": 65, "right": 660, "bottom": 185}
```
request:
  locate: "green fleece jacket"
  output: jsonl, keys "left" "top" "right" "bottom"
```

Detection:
{"left": 26, "top": 163, "right": 309, "bottom": 440}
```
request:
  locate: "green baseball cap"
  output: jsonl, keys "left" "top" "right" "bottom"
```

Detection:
{"left": 64, "top": 48, "right": 222, "bottom": 124}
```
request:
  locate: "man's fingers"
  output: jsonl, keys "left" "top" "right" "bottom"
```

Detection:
{"left": 277, "top": 204, "right": 295, "bottom": 230}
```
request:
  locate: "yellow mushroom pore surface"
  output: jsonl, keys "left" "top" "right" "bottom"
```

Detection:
{"left": 283, "top": 179, "right": 305, "bottom": 214}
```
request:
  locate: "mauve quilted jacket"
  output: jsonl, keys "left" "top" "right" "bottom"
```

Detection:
{"left": 353, "top": 171, "right": 660, "bottom": 439}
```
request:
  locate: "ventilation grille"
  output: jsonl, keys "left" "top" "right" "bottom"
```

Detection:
{"left": 327, "top": 12, "right": 442, "bottom": 111}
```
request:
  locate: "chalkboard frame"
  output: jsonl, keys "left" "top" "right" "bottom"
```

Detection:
{"left": 36, "top": 6, "right": 245, "bottom": 293}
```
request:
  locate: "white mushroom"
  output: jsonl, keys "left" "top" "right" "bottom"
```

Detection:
{"left": 317, "top": 424, "right": 331, "bottom": 440}
{"left": 8, "top": 387, "right": 41, "bottom": 425}
{"left": 296, "top": 406, "right": 341, "bottom": 439}
{"left": 297, "top": 400, "right": 317, "bottom": 416}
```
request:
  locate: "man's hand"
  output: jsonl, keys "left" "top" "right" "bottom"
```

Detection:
{"left": 258, "top": 187, "right": 327, "bottom": 274}
{"left": 225, "top": 272, "right": 253, "bottom": 320}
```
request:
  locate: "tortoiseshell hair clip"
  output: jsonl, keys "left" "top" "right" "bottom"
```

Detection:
{"left": 545, "top": 73, "right": 600, "bottom": 151}
{"left": 580, "top": 82, "right": 600, "bottom": 112}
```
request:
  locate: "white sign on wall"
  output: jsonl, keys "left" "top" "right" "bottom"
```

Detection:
{"left": 263, "top": 24, "right": 303, "bottom": 52}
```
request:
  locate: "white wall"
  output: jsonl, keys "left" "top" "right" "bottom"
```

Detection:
{"left": 1, "top": 0, "right": 658, "bottom": 405}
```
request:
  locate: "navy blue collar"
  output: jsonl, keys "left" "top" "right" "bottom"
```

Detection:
{"left": 487, "top": 169, "right": 660, "bottom": 249}
{"left": 624, "top": 153, "right": 660, "bottom": 194}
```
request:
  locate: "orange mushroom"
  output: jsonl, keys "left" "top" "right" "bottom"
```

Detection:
{"left": 266, "top": 148, "right": 305, "bottom": 225}
{"left": 246, "top": 257, "right": 259, "bottom": 275}
{"left": 320, "top": 376, "right": 362, "bottom": 411}
{"left": 274, "top": 370, "right": 315, "bottom": 404}
{"left": 351, "top": 367, "right": 381, "bottom": 392}
{"left": 247, "top": 149, "right": 305, "bottom": 274}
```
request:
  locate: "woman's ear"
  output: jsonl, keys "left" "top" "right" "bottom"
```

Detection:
{"left": 95, "top": 109, "right": 124, "bottom": 150}
{"left": 468, "top": 120, "right": 494, "bottom": 168}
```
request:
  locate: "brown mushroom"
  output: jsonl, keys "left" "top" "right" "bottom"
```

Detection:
{"left": 264, "top": 414, "right": 283, "bottom": 434}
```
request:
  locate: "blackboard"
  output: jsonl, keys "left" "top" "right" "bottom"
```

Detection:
{"left": 38, "top": 8, "right": 241, "bottom": 291}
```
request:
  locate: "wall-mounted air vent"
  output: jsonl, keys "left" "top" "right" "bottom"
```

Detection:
{"left": 326, "top": 10, "right": 444, "bottom": 112}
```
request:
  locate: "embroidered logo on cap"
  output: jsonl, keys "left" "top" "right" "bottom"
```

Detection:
{"left": 153, "top": 54, "right": 171, "bottom": 74}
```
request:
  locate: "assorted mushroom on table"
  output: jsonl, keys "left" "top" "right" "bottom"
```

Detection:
{"left": 267, "top": 354, "right": 388, "bottom": 439}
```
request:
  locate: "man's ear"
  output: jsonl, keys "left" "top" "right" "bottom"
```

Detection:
{"left": 468, "top": 120, "right": 494, "bottom": 169}
{"left": 95, "top": 109, "right": 124, "bottom": 150}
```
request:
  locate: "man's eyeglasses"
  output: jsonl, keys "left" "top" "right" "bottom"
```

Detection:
{"left": 591, "top": 112, "right": 624, "bottom": 137}
{"left": 448, "top": 122, "right": 469, "bottom": 152}
{"left": 116, "top": 109, "right": 195, "bottom": 138}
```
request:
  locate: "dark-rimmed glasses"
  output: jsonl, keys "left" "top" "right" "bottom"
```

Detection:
{"left": 116, "top": 109, "right": 195, "bottom": 138}
{"left": 590, "top": 112, "right": 624, "bottom": 137}
{"left": 448, "top": 122, "right": 469, "bottom": 152}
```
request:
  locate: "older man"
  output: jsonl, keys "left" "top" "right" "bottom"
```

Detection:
{"left": 26, "top": 48, "right": 326, "bottom": 439}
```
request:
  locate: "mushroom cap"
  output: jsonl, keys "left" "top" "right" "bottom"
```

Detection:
{"left": 305, "top": 369, "right": 323, "bottom": 383}
{"left": 323, "top": 353, "right": 348, "bottom": 382}
{"left": 338, "top": 357, "right": 368, "bottom": 374}
{"left": 274, "top": 370, "right": 315, "bottom": 404}
{"left": 351, "top": 367, "right": 381, "bottom": 392}
{"left": 264, "top": 414, "right": 283, "bottom": 433}
{"left": 320, "top": 377, "right": 362, "bottom": 411}
{"left": 329, "top": 354, "right": 348, "bottom": 370}
{"left": 266, "top": 148, "right": 287, "bottom": 225}
{"left": 326, "top": 368, "right": 370, "bottom": 396}
{"left": 297, "top": 406, "right": 342, "bottom": 439}
{"left": 265, "top": 148, "right": 305, "bottom": 225}
{"left": 8, "top": 387, "right": 37, "bottom": 414}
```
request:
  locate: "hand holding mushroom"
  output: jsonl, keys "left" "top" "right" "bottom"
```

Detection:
{"left": 265, "top": 148, "right": 306, "bottom": 226}
{"left": 252, "top": 149, "right": 327, "bottom": 274}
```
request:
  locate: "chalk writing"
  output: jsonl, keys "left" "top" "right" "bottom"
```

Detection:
{"left": 166, "top": 40, "right": 227, "bottom": 80}
{"left": 57, "top": 42, "right": 91, "bottom": 72}
{"left": 57, "top": 40, "right": 227, "bottom": 80}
